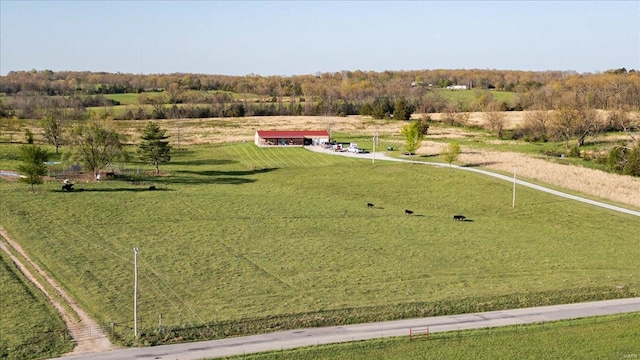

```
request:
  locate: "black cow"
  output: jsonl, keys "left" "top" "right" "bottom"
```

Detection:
{"left": 62, "top": 183, "right": 74, "bottom": 191}
{"left": 148, "top": 186, "right": 157, "bottom": 191}
{"left": 367, "top": 202, "right": 374, "bottom": 208}
{"left": 405, "top": 209, "right": 414, "bottom": 215}
{"left": 453, "top": 215, "right": 466, "bottom": 221}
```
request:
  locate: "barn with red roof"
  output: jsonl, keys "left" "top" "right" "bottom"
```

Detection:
{"left": 254, "top": 130, "right": 330, "bottom": 147}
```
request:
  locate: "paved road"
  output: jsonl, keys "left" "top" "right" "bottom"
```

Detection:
{"left": 307, "top": 147, "right": 640, "bottom": 217}
{"left": 50, "top": 298, "right": 640, "bottom": 360}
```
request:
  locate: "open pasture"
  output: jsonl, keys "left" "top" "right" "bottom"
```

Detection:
{"left": 0, "top": 143, "right": 639, "bottom": 342}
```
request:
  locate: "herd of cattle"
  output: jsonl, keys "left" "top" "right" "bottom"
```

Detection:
{"left": 367, "top": 202, "right": 467, "bottom": 221}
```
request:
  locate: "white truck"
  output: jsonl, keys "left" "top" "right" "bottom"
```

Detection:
{"left": 347, "top": 143, "right": 364, "bottom": 153}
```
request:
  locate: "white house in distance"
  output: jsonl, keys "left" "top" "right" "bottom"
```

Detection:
{"left": 254, "top": 130, "right": 330, "bottom": 147}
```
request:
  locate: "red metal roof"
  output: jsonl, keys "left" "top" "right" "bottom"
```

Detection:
{"left": 256, "top": 130, "right": 329, "bottom": 138}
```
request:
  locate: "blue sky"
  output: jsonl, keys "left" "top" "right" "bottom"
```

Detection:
{"left": 1, "top": 1, "right": 638, "bottom": 76}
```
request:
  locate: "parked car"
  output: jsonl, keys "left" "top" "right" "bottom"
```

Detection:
{"left": 347, "top": 143, "right": 364, "bottom": 153}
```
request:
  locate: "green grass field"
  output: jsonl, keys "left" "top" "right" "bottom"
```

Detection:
{"left": 226, "top": 312, "right": 640, "bottom": 360}
{"left": 430, "top": 88, "right": 518, "bottom": 108}
{"left": 102, "top": 93, "right": 141, "bottom": 105}
{"left": 1, "top": 142, "right": 639, "bottom": 346}
{"left": 0, "top": 251, "right": 73, "bottom": 359}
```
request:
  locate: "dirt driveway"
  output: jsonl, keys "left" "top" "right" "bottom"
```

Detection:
{"left": 0, "top": 226, "right": 116, "bottom": 355}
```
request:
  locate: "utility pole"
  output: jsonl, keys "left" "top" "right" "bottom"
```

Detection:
{"left": 133, "top": 247, "right": 139, "bottom": 338}
{"left": 372, "top": 132, "right": 378, "bottom": 164}
{"left": 512, "top": 168, "right": 517, "bottom": 208}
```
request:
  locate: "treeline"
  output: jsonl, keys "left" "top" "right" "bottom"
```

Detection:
{"left": 1, "top": 68, "right": 639, "bottom": 120}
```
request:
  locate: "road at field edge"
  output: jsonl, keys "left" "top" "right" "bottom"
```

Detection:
{"left": 50, "top": 298, "right": 640, "bottom": 360}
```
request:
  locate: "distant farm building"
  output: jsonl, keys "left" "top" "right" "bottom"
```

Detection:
{"left": 254, "top": 130, "right": 330, "bottom": 147}
{"left": 446, "top": 85, "right": 468, "bottom": 90}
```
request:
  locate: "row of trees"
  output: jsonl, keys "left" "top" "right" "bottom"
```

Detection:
{"left": 18, "top": 117, "right": 172, "bottom": 192}
{"left": 3, "top": 68, "right": 636, "bottom": 97}
{"left": 476, "top": 108, "right": 639, "bottom": 175}
{"left": 2, "top": 68, "right": 638, "bottom": 119}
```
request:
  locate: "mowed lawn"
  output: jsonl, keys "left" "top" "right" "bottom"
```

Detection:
{"left": 0, "top": 143, "right": 639, "bottom": 339}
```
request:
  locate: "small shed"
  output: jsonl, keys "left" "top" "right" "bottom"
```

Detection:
{"left": 254, "top": 130, "right": 330, "bottom": 147}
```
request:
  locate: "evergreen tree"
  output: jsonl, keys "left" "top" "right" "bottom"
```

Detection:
{"left": 393, "top": 98, "right": 415, "bottom": 121}
{"left": 17, "top": 145, "right": 49, "bottom": 192}
{"left": 138, "top": 122, "right": 172, "bottom": 175}
{"left": 623, "top": 142, "right": 640, "bottom": 177}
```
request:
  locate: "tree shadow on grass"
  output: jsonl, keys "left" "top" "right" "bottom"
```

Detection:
{"left": 100, "top": 167, "right": 277, "bottom": 186}
{"left": 54, "top": 187, "right": 175, "bottom": 193}
{"left": 161, "top": 167, "right": 278, "bottom": 185}
{"left": 153, "top": 176, "right": 259, "bottom": 185}
{"left": 462, "top": 162, "right": 500, "bottom": 167}
{"left": 175, "top": 167, "right": 278, "bottom": 177}
{"left": 417, "top": 154, "right": 441, "bottom": 159}
{"left": 168, "top": 159, "right": 238, "bottom": 166}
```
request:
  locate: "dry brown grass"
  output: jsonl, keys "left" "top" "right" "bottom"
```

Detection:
{"left": 421, "top": 112, "right": 528, "bottom": 130}
{"left": 136, "top": 115, "right": 406, "bottom": 145}
{"left": 415, "top": 141, "right": 640, "bottom": 209}
{"left": 423, "top": 110, "right": 640, "bottom": 132}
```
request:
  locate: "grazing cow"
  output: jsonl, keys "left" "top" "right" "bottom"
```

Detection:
{"left": 453, "top": 215, "right": 466, "bottom": 221}
{"left": 148, "top": 186, "right": 157, "bottom": 191}
{"left": 62, "top": 183, "right": 74, "bottom": 191}
{"left": 367, "top": 202, "right": 374, "bottom": 208}
{"left": 405, "top": 209, "right": 414, "bottom": 215}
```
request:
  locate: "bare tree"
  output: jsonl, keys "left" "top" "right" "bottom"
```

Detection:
{"left": 575, "top": 109, "right": 605, "bottom": 147}
{"left": 549, "top": 108, "right": 581, "bottom": 150}
{"left": 520, "top": 110, "right": 552, "bottom": 141}
{"left": 41, "top": 115, "right": 65, "bottom": 153}
{"left": 483, "top": 112, "right": 507, "bottom": 139}
{"left": 608, "top": 109, "right": 638, "bottom": 142}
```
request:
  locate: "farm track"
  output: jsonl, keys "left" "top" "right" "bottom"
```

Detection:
{"left": 0, "top": 226, "right": 116, "bottom": 355}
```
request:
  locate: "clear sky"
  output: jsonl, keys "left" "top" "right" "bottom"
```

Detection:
{"left": 1, "top": 1, "right": 639, "bottom": 76}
